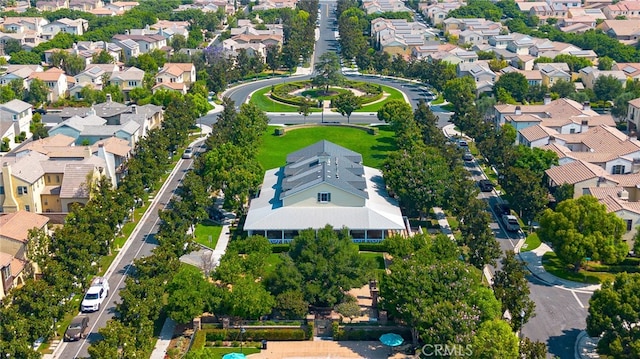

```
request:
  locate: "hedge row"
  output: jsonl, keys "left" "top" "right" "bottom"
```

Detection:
{"left": 333, "top": 327, "right": 412, "bottom": 341}
{"left": 203, "top": 328, "right": 309, "bottom": 341}
{"left": 270, "top": 82, "right": 320, "bottom": 107}
{"left": 271, "top": 244, "right": 290, "bottom": 253}
{"left": 346, "top": 81, "right": 383, "bottom": 95}
{"left": 358, "top": 243, "right": 387, "bottom": 252}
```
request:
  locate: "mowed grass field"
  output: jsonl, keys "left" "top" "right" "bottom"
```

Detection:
{"left": 356, "top": 85, "right": 405, "bottom": 112}
{"left": 256, "top": 125, "right": 397, "bottom": 170}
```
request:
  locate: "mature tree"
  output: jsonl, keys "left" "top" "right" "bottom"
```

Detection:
{"left": 265, "top": 44, "right": 281, "bottom": 74}
{"left": 488, "top": 58, "right": 508, "bottom": 72}
{"left": 383, "top": 233, "right": 428, "bottom": 259}
{"left": 587, "top": 273, "right": 640, "bottom": 358}
{"left": 525, "top": 83, "right": 548, "bottom": 103}
{"left": 598, "top": 56, "right": 614, "bottom": 70}
{"left": 520, "top": 337, "right": 548, "bottom": 359}
{"left": 51, "top": 51, "right": 85, "bottom": 75}
{"left": 26, "top": 79, "right": 49, "bottom": 104}
{"left": 92, "top": 50, "right": 115, "bottom": 64}
{"left": 513, "top": 145, "right": 559, "bottom": 178}
{"left": 380, "top": 239, "right": 500, "bottom": 345}
{"left": 166, "top": 266, "right": 212, "bottom": 324}
{"left": 477, "top": 124, "right": 517, "bottom": 171}
{"left": 383, "top": 144, "right": 451, "bottom": 217}
{"left": 333, "top": 91, "right": 361, "bottom": 123}
{"left": 298, "top": 97, "right": 312, "bottom": 123}
{"left": 273, "top": 290, "right": 308, "bottom": 319}
{"left": 500, "top": 167, "right": 548, "bottom": 224}
{"left": 552, "top": 183, "right": 575, "bottom": 205}
{"left": 3, "top": 38, "right": 22, "bottom": 55}
{"left": 612, "top": 92, "right": 637, "bottom": 119}
{"left": 494, "top": 72, "right": 529, "bottom": 103}
{"left": 553, "top": 54, "right": 592, "bottom": 73}
{"left": 222, "top": 276, "right": 275, "bottom": 319}
{"left": 471, "top": 319, "right": 520, "bottom": 359}
{"left": 459, "top": 197, "right": 502, "bottom": 269}
{"left": 8, "top": 50, "right": 41, "bottom": 64}
{"left": 550, "top": 79, "right": 576, "bottom": 98}
{"left": 538, "top": 196, "right": 628, "bottom": 270}
{"left": 421, "top": 60, "right": 457, "bottom": 92}
{"left": 377, "top": 99, "right": 413, "bottom": 128}
{"left": 492, "top": 251, "right": 536, "bottom": 331}
{"left": 594, "top": 75, "right": 624, "bottom": 101}
{"left": 289, "top": 226, "right": 373, "bottom": 307}
{"left": 265, "top": 255, "right": 304, "bottom": 295}
{"left": 170, "top": 34, "right": 187, "bottom": 51}
{"left": 335, "top": 299, "right": 361, "bottom": 323}
{"left": 413, "top": 99, "right": 445, "bottom": 147}
{"left": 338, "top": 8, "right": 368, "bottom": 59}
{"left": 312, "top": 52, "right": 343, "bottom": 93}
{"left": 444, "top": 76, "right": 476, "bottom": 110}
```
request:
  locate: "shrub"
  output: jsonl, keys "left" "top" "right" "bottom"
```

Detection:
{"left": 203, "top": 328, "right": 309, "bottom": 341}
{"left": 368, "top": 127, "right": 379, "bottom": 135}
{"left": 271, "top": 244, "right": 290, "bottom": 253}
{"left": 358, "top": 243, "right": 387, "bottom": 252}
{"left": 214, "top": 340, "right": 223, "bottom": 347}
{"left": 274, "top": 128, "right": 285, "bottom": 136}
{"left": 231, "top": 341, "right": 240, "bottom": 347}
{"left": 334, "top": 327, "right": 412, "bottom": 341}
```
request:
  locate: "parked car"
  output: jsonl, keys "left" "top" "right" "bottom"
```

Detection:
{"left": 182, "top": 147, "right": 194, "bottom": 159}
{"left": 463, "top": 152, "right": 473, "bottom": 161}
{"left": 502, "top": 214, "right": 520, "bottom": 232}
{"left": 64, "top": 315, "right": 89, "bottom": 342}
{"left": 81, "top": 277, "right": 110, "bottom": 312}
{"left": 478, "top": 179, "right": 493, "bottom": 192}
{"left": 494, "top": 203, "right": 510, "bottom": 216}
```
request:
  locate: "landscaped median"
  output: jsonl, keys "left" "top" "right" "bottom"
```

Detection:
{"left": 249, "top": 80, "right": 405, "bottom": 113}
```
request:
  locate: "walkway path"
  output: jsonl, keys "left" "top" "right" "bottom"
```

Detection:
{"left": 247, "top": 340, "right": 412, "bottom": 359}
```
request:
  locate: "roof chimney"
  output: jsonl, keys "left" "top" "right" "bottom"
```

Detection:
{"left": 515, "top": 106, "right": 522, "bottom": 115}
{"left": 544, "top": 93, "right": 551, "bottom": 105}
{"left": 583, "top": 101, "right": 590, "bottom": 111}
{"left": 106, "top": 93, "right": 112, "bottom": 103}
{"left": 619, "top": 189, "right": 630, "bottom": 200}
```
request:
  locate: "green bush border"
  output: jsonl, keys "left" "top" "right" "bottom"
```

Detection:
{"left": 203, "top": 328, "right": 309, "bottom": 341}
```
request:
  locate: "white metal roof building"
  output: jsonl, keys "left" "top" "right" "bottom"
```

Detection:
{"left": 243, "top": 141, "right": 407, "bottom": 243}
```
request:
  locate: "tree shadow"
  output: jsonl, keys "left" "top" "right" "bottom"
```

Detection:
{"left": 336, "top": 340, "right": 403, "bottom": 359}
{"left": 547, "top": 328, "right": 583, "bottom": 359}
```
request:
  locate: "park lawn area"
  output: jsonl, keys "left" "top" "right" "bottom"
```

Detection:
{"left": 542, "top": 252, "right": 614, "bottom": 284}
{"left": 203, "top": 347, "right": 261, "bottom": 358}
{"left": 264, "top": 253, "right": 284, "bottom": 275}
{"left": 257, "top": 125, "right": 397, "bottom": 169}
{"left": 250, "top": 86, "right": 321, "bottom": 113}
{"left": 194, "top": 220, "right": 223, "bottom": 249}
{"left": 360, "top": 251, "right": 386, "bottom": 270}
{"left": 356, "top": 85, "right": 405, "bottom": 112}
{"left": 301, "top": 87, "right": 350, "bottom": 100}
{"left": 431, "top": 95, "right": 444, "bottom": 105}
{"left": 521, "top": 233, "right": 541, "bottom": 252}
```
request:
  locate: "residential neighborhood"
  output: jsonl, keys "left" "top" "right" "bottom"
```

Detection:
{"left": 3, "top": 0, "right": 640, "bottom": 358}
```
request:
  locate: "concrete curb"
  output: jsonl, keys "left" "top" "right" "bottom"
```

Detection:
{"left": 574, "top": 330, "right": 600, "bottom": 359}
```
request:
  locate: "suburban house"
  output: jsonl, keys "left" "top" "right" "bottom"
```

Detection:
{"left": 153, "top": 63, "right": 196, "bottom": 93}
{"left": 0, "top": 144, "right": 105, "bottom": 213}
{"left": 603, "top": 0, "right": 640, "bottom": 19}
{"left": 577, "top": 66, "right": 627, "bottom": 89}
{"left": 362, "top": 0, "right": 411, "bottom": 14}
{"left": 251, "top": 0, "right": 297, "bottom": 11}
{"left": 625, "top": 97, "right": 640, "bottom": 133}
{"left": 0, "top": 65, "right": 43, "bottom": 87}
{"left": 112, "top": 33, "right": 166, "bottom": 54}
{"left": 41, "top": 17, "right": 88, "bottom": 39}
{"left": 69, "top": 0, "right": 103, "bottom": 11}
{"left": 26, "top": 67, "right": 70, "bottom": 102}
{"left": 0, "top": 100, "right": 32, "bottom": 152}
{"left": 500, "top": 66, "right": 543, "bottom": 86}
{"left": 49, "top": 96, "right": 163, "bottom": 146}
{"left": 104, "top": 1, "right": 139, "bottom": 14}
{"left": 536, "top": 63, "right": 572, "bottom": 86}
{"left": 598, "top": 19, "right": 640, "bottom": 45}
{"left": 0, "top": 211, "right": 49, "bottom": 299}
{"left": 109, "top": 67, "right": 145, "bottom": 99}
{"left": 35, "top": 0, "right": 69, "bottom": 11}
{"left": 587, "top": 186, "right": 640, "bottom": 241}
{"left": 613, "top": 62, "right": 640, "bottom": 79}
{"left": 421, "top": 2, "right": 461, "bottom": 26}
{"left": 493, "top": 97, "right": 604, "bottom": 130}
{"left": 457, "top": 61, "right": 496, "bottom": 95}
{"left": 244, "top": 141, "right": 407, "bottom": 243}
{"left": 371, "top": 18, "right": 436, "bottom": 57}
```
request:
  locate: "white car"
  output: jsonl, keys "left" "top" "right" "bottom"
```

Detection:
{"left": 81, "top": 277, "right": 110, "bottom": 312}
{"left": 182, "top": 147, "right": 194, "bottom": 159}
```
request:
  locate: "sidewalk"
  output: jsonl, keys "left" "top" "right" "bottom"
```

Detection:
{"left": 441, "top": 124, "right": 472, "bottom": 141}
{"left": 517, "top": 243, "right": 601, "bottom": 292}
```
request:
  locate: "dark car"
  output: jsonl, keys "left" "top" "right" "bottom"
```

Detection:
{"left": 478, "top": 179, "right": 494, "bottom": 192}
{"left": 64, "top": 315, "right": 89, "bottom": 342}
{"left": 494, "top": 203, "right": 511, "bottom": 216}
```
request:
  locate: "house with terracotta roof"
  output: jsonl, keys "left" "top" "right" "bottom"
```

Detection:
{"left": 0, "top": 99, "right": 32, "bottom": 152}
{"left": 155, "top": 63, "right": 196, "bottom": 86}
{"left": 603, "top": 0, "right": 640, "bottom": 19}
{"left": 0, "top": 251, "right": 26, "bottom": 299}
{"left": 35, "top": 0, "right": 68, "bottom": 11}
{"left": 69, "top": 0, "right": 102, "bottom": 11}
{"left": 613, "top": 62, "right": 640, "bottom": 79}
{"left": 626, "top": 97, "right": 640, "bottom": 132}
{"left": 598, "top": 19, "right": 640, "bottom": 45}
{"left": 104, "top": 1, "right": 139, "bottom": 14}
{"left": 0, "top": 211, "right": 49, "bottom": 287}
{"left": 586, "top": 186, "right": 640, "bottom": 240}
{"left": 494, "top": 97, "right": 602, "bottom": 129}
{"left": 546, "top": 159, "right": 618, "bottom": 198}
{"left": 0, "top": 144, "right": 105, "bottom": 213}
{"left": 26, "top": 67, "right": 70, "bottom": 102}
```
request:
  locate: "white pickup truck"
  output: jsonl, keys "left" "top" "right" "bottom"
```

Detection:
{"left": 81, "top": 277, "right": 110, "bottom": 312}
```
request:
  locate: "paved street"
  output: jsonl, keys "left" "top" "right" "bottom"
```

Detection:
{"left": 53, "top": 140, "right": 206, "bottom": 359}
{"left": 454, "top": 130, "right": 592, "bottom": 358}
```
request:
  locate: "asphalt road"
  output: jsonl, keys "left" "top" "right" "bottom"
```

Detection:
{"left": 462, "top": 157, "right": 590, "bottom": 359}
{"left": 55, "top": 140, "right": 205, "bottom": 359}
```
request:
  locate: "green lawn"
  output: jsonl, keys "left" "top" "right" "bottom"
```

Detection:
{"left": 360, "top": 251, "right": 386, "bottom": 270}
{"left": 264, "top": 253, "right": 284, "bottom": 275}
{"left": 542, "top": 252, "right": 614, "bottom": 284}
{"left": 203, "top": 347, "right": 261, "bottom": 358}
{"left": 194, "top": 220, "right": 223, "bottom": 249}
{"left": 521, "top": 233, "right": 541, "bottom": 252}
{"left": 431, "top": 95, "right": 444, "bottom": 105}
{"left": 301, "top": 87, "right": 350, "bottom": 100}
{"left": 250, "top": 86, "right": 321, "bottom": 113}
{"left": 356, "top": 85, "right": 405, "bottom": 112}
{"left": 257, "top": 125, "right": 397, "bottom": 169}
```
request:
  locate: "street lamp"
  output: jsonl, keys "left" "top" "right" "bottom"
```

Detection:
{"left": 240, "top": 327, "right": 246, "bottom": 353}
